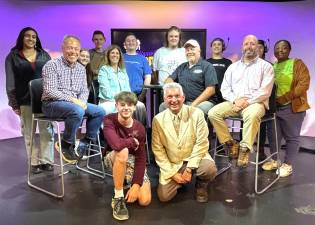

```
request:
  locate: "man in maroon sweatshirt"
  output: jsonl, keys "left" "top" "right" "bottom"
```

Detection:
{"left": 103, "top": 91, "right": 151, "bottom": 221}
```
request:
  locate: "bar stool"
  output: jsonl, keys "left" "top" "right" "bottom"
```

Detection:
{"left": 28, "top": 78, "right": 106, "bottom": 198}
{"left": 212, "top": 87, "right": 280, "bottom": 194}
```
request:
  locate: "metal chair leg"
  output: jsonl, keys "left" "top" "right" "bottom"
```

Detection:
{"left": 76, "top": 134, "right": 111, "bottom": 178}
{"left": 211, "top": 133, "right": 232, "bottom": 177}
{"left": 28, "top": 119, "right": 65, "bottom": 198}
{"left": 250, "top": 116, "right": 280, "bottom": 194}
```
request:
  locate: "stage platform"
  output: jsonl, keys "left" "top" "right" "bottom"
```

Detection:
{"left": 1, "top": 137, "right": 315, "bottom": 225}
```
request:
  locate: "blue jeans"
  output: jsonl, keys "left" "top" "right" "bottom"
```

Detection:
{"left": 42, "top": 101, "right": 105, "bottom": 144}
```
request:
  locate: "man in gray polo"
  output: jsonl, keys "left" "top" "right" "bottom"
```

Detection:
{"left": 162, "top": 39, "right": 218, "bottom": 114}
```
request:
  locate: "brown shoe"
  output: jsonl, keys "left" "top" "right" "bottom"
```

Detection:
{"left": 195, "top": 178, "right": 209, "bottom": 203}
{"left": 226, "top": 140, "right": 239, "bottom": 159}
{"left": 237, "top": 146, "right": 250, "bottom": 167}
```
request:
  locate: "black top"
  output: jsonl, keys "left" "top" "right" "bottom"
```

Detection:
{"left": 207, "top": 57, "right": 232, "bottom": 103}
{"left": 5, "top": 49, "right": 51, "bottom": 109}
{"left": 169, "top": 58, "right": 218, "bottom": 102}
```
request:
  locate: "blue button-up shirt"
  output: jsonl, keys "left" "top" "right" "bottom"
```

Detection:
{"left": 98, "top": 65, "right": 131, "bottom": 101}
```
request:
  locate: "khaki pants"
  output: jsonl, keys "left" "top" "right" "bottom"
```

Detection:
{"left": 208, "top": 101, "right": 265, "bottom": 150}
{"left": 157, "top": 159, "right": 217, "bottom": 202}
{"left": 20, "top": 105, "right": 54, "bottom": 165}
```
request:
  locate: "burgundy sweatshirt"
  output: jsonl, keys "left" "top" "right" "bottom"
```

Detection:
{"left": 103, "top": 113, "right": 146, "bottom": 185}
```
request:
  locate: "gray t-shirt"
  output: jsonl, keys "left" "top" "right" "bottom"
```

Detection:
{"left": 153, "top": 47, "right": 186, "bottom": 85}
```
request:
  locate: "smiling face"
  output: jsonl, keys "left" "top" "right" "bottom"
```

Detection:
{"left": 124, "top": 34, "right": 137, "bottom": 52}
{"left": 78, "top": 50, "right": 90, "bottom": 66}
{"left": 23, "top": 30, "right": 37, "bottom": 49}
{"left": 242, "top": 35, "right": 258, "bottom": 60}
{"left": 274, "top": 41, "right": 291, "bottom": 62}
{"left": 211, "top": 40, "right": 224, "bottom": 55}
{"left": 62, "top": 37, "right": 81, "bottom": 65}
{"left": 164, "top": 87, "right": 185, "bottom": 114}
{"left": 108, "top": 48, "right": 120, "bottom": 66}
{"left": 167, "top": 30, "right": 180, "bottom": 48}
{"left": 185, "top": 45, "right": 201, "bottom": 64}
{"left": 116, "top": 101, "right": 136, "bottom": 120}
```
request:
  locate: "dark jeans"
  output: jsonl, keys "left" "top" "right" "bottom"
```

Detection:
{"left": 42, "top": 101, "right": 105, "bottom": 144}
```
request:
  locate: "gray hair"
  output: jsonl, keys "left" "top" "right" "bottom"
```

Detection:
{"left": 163, "top": 82, "right": 184, "bottom": 96}
{"left": 63, "top": 35, "right": 81, "bottom": 45}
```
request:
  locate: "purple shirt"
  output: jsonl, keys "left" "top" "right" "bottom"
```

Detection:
{"left": 103, "top": 113, "right": 146, "bottom": 186}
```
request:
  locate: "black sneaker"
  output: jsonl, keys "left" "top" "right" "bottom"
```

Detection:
{"left": 31, "top": 165, "right": 43, "bottom": 174}
{"left": 55, "top": 141, "right": 77, "bottom": 164}
{"left": 75, "top": 139, "right": 90, "bottom": 159}
{"left": 111, "top": 197, "right": 129, "bottom": 221}
{"left": 41, "top": 163, "right": 54, "bottom": 171}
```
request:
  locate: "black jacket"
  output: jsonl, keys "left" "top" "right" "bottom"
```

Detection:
{"left": 5, "top": 48, "right": 51, "bottom": 109}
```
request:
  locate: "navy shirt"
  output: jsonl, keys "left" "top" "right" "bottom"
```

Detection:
{"left": 169, "top": 58, "right": 218, "bottom": 102}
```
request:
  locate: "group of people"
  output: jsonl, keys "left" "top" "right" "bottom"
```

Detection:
{"left": 5, "top": 25, "right": 310, "bottom": 221}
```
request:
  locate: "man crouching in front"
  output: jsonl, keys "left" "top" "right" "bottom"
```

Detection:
{"left": 152, "top": 83, "right": 217, "bottom": 203}
{"left": 103, "top": 91, "right": 151, "bottom": 220}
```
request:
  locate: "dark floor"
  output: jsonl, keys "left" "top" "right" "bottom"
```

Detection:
{"left": 1, "top": 137, "right": 315, "bottom": 225}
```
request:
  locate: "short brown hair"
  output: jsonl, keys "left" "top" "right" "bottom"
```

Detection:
{"left": 114, "top": 91, "right": 138, "bottom": 105}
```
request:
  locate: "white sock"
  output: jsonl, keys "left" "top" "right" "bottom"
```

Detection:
{"left": 114, "top": 188, "right": 124, "bottom": 199}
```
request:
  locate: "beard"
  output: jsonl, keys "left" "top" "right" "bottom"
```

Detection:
{"left": 243, "top": 49, "right": 257, "bottom": 59}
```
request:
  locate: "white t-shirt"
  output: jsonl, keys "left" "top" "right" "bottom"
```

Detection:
{"left": 153, "top": 47, "right": 187, "bottom": 85}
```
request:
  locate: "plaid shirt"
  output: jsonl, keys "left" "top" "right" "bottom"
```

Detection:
{"left": 42, "top": 56, "right": 89, "bottom": 102}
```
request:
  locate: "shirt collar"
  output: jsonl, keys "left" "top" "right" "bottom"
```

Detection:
{"left": 187, "top": 57, "right": 203, "bottom": 69}
{"left": 169, "top": 107, "right": 183, "bottom": 120}
{"left": 108, "top": 65, "right": 123, "bottom": 73}
{"left": 241, "top": 55, "right": 259, "bottom": 66}
{"left": 61, "top": 56, "right": 78, "bottom": 68}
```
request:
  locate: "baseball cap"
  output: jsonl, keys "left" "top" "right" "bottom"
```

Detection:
{"left": 183, "top": 39, "right": 200, "bottom": 48}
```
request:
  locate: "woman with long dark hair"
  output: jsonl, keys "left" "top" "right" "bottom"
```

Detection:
{"left": 5, "top": 27, "right": 54, "bottom": 174}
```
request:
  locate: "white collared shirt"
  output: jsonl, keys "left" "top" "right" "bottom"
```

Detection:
{"left": 221, "top": 57, "right": 274, "bottom": 108}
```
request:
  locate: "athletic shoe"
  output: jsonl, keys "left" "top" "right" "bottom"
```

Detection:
{"left": 75, "top": 139, "right": 90, "bottom": 160}
{"left": 276, "top": 163, "right": 293, "bottom": 177}
{"left": 111, "top": 197, "right": 129, "bottom": 221}
{"left": 55, "top": 142, "right": 77, "bottom": 164}
{"left": 262, "top": 159, "right": 279, "bottom": 171}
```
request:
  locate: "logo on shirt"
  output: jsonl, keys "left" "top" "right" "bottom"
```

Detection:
{"left": 193, "top": 69, "right": 203, "bottom": 74}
